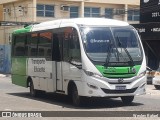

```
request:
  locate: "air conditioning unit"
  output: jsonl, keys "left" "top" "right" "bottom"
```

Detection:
{"left": 3, "top": 8, "right": 7, "bottom": 13}
{"left": 18, "top": 5, "right": 28, "bottom": 13}
{"left": 60, "top": 5, "right": 70, "bottom": 12}
{"left": 3, "top": 8, "right": 11, "bottom": 14}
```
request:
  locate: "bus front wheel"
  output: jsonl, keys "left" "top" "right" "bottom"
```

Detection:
{"left": 121, "top": 96, "right": 134, "bottom": 104}
{"left": 72, "top": 85, "right": 83, "bottom": 107}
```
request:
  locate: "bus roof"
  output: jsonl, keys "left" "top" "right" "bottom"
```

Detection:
{"left": 13, "top": 18, "right": 130, "bottom": 34}
{"left": 13, "top": 25, "right": 33, "bottom": 34}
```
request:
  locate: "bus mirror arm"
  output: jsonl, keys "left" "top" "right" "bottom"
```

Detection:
{"left": 76, "top": 64, "right": 82, "bottom": 69}
{"left": 68, "top": 57, "right": 82, "bottom": 69}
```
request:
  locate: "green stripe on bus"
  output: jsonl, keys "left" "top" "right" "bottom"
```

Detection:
{"left": 96, "top": 65, "right": 141, "bottom": 78}
{"left": 13, "top": 25, "right": 32, "bottom": 34}
{"left": 12, "top": 75, "right": 27, "bottom": 87}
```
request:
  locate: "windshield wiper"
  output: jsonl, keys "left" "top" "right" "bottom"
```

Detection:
{"left": 116, "top": 36, "right": 134, "bottom": 66}
{"left": 104, "top": 42, "right": 112, "bottom": 67}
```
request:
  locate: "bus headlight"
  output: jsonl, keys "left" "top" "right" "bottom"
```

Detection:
{"left": 83, "top": 70, "right": 103, "bottom": 78}
{"left": 138, "top": 71, "right": 146, "bottom": 78}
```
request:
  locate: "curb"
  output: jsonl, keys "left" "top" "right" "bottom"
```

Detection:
{"left": 0, "top": 74, "right": 11, "bottom": 77}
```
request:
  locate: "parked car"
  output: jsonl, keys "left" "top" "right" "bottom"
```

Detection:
{"left": 152, "top": 67, "right": 160, "bottom": 90}
{"left": 146, "top": 66, "right": 160, "bottom": 89}
{"left": 146, "top": 66, "right": 154, "bottom": 84}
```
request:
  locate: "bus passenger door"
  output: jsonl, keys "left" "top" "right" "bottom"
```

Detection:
{"left": 52, "top": 33, "right": 63, "bottom": 91}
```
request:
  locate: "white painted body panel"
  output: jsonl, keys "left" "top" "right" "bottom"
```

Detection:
{"left": 56, "top": 62, "right": 63, "bottom": 91}
{"left": 27, "top": 58, "right": 54, "bottom": 92}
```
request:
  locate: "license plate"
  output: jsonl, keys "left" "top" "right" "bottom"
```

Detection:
{"left": 115, "top": 86, "right": 126, "bottom": 90}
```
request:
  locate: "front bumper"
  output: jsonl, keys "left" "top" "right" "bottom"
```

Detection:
{"left": 75, "top": 75, "right": 146, "bottom": 97}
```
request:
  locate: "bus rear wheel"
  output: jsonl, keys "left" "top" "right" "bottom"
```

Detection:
{"left": 29, "top": 81, "right": 38, "bottom": 97}
{"left": 72, "top": 85, "right": 83, "bottom": 107}
{"left": 154, "top": 85, "right": 160, "bottom": 90}
{"left": 121, "top": 96, "right": 134, "bottom": 104}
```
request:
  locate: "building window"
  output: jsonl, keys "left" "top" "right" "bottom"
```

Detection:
{"left": 38, "top": 31, "right": 52, "bottom": 58}
{"left": 84, "top": 7, "right": 100, "bottom": 17}
{"left": 70, "top": 6, "right": 79, "bottom": 18}
{"left": 115, "top": 9, "right": 125, "bottom": 15}
{"left": 128, "top": 9, "right": 140, "bottom": 21}
{"left": 37, "top": 4, "right": 54, "bottom": 17}
{"left": 30, "top": 33, "right": 38, "bottom": 56}
{"left": 105, "top": 8, "right": 113, "bottom": 18}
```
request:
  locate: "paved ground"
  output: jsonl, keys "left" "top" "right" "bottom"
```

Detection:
{"left": 0, "top": 74, "right": 160, "bottom": 120}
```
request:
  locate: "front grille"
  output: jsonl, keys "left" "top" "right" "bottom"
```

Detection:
{"left": 101, "top": 87, "right": 138, "bottom": 94}
{"left": 108, "top": 82, "right": 132, "bottom": 84}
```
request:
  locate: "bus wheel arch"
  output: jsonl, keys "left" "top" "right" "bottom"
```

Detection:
{"left": 27, "top": 76, "right": 32, "bottom": 87}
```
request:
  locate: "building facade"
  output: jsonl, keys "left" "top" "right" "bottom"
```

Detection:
{"left": 0, "top": 0, "right": 140, "bottom": 44}
{"left": 133, "top": 0, "right": 160, "bottom": 71}
{"left": 0, "top": 0, "right": 140, "bottom": 73}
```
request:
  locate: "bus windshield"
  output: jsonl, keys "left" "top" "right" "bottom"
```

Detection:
{"left": 80, "top": 26, "right": 143, "bottom": 66}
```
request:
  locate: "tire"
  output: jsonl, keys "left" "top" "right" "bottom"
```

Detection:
{"left": 154, "top": 85, "right": 160, "bottom": 90}
{"left": 29, "top": 80, "right": 38, "bottom": 97}
{"left": 72, "top": 85, "right": 83, "bottom": 107}
{"left": 121, "top": 96, "right": 134, "bottom": 105}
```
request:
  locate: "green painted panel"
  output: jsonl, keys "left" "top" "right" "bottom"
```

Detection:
{"left": 12, "top": 74, "right": 27, "bottom": 87}
{"left": 13, "top": 25, "right": 32, "bottom": 34}
{"left": 11, "top": 57, "right": 28, "bottom": 87}
{"left": 96, "top": 65, "right": 141, "bottom": 78}
{"left": 12, "top": 57, "right": 27, "bottom": 75}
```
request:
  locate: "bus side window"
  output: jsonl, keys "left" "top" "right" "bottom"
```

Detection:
{"left": 26, "top": 34, "right": 31, "bottom": 56}
{"left": 63, "top": 28, "right": 70, "bottom": 61}
{"left": 38, "top": 31, "right": 52, "bottom": 59}
{"left": 52, "top": 33, "right": 61, "bottom": 61}
{"left": 47, "top": 49, "right": 51, "bottom": 56}
{"left": 63, "top": 27, "right": 81, "bottom": 62}
{"left": 14, "top": 34, "right": 26, "bottom": 56}
{"left": 70, "top": 28, "right": 81, "bottom": 62}
{"left": 29, "top": 33, "right": 38, "bottom": 57}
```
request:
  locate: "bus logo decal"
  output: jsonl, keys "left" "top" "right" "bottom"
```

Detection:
{"left": 118, "top": 78, "right": 124, "bottom": 83}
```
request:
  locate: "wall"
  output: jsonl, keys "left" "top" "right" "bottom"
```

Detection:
{"left": 3, "top": 0, "right": 35, "bottom": 22}
{"left": 0, "top": 45, "right": 11, "bottom": 73}
{"left": 36, "top": 0, "right": 81, "bottom": 22}
{"left": 0, "top": 5, "right": 3, "bottom": 21}
{"left": 0, "top": 0, "right": 140, "bottom": 5}
{"left": 2, "top": 0, "right": 140, "bottom": 23}
{"left": 0, "top": 0, "right": 20, "bottom": 4}
{"left": 58, "top": 0, "right": 140, "bottom": 5}
{"left": 36, "top": 0, "right": 133, "bottom": 22}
